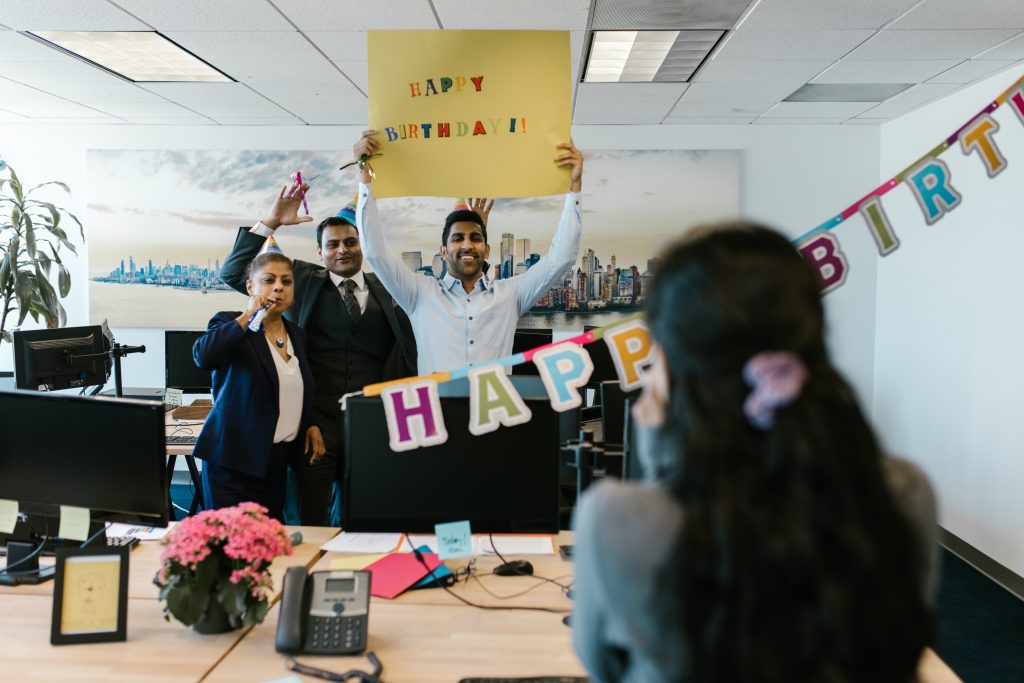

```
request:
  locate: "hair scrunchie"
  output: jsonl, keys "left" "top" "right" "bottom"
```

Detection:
{"left": 742, "top": 352, "right": 808, "bottom": 430}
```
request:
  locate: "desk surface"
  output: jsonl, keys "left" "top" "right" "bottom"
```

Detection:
{"left": 0, "top": 526, "right": 963, "bottom": 683}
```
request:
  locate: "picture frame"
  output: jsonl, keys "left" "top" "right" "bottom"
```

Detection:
{"left": 50, "top": 544, "right": 129, "bottom": 645}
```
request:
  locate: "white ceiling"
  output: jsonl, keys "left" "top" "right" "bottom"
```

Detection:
{"left": 0, "top": 0, "right": 1021, "bottom": 126}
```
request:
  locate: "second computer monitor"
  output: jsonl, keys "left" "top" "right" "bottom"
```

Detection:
{"left": 165, "top": 330, "right": 211, "bottom": 393}
{"left": 344, "top": 395, "right": 560, "bottom": 533}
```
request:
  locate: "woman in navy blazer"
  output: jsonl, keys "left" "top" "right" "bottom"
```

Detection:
{"left": 193, "top": 251, "right": 325, "bottom": 521}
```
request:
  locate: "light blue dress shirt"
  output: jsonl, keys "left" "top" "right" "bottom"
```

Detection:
{"left": 357, "top": 183, "right": 583, "bottom": 375}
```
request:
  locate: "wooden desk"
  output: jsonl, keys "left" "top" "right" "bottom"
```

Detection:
{"left": 0, "top": 526, "right": 338, "bottom": 602}
{"left": 165, "top": 415, "right": 206, "bottom": 516}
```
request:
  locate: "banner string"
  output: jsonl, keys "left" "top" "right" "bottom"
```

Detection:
{"left": 792, "top": 72, "right": 1024, "bottom": 245}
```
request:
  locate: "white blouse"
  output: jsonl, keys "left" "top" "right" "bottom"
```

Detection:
{"left": 266, "top": 334, "right": 303, "bottom": 443}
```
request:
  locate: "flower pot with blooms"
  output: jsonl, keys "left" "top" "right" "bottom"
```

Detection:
{"left": 154, "top": 502, "right": 293, "bottom": 633}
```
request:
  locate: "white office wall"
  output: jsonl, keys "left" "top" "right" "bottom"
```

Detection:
{"left": 0, "top": 122, "right": 881, "bottom": 406}
{"left": 875, "top": 67, "right": 1024, "bottom": 576}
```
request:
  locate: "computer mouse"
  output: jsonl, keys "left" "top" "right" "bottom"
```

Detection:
{"left": 494, "top": 559, "right": 534, "bottom": 576}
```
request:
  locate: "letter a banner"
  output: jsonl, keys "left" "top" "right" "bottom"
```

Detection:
{"left": 367, "top": 30, "right": 571, "bottom": 198}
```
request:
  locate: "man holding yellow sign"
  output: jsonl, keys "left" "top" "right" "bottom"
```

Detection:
{"left": 352, "top": 130, "right": 583, "bottom": 375}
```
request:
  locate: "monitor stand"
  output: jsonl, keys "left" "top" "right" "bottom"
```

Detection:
{"left": 0, "top": 541, "right": 55, "bottom": 586}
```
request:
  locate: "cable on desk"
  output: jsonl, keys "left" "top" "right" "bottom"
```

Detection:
{"left": 403, "top": 533, "right": 570, "bottom": 615}
{"left": 0, "top": 517, "right": 50, "bottom": 579}
{"left": 470, "top": 572, "right": 576, "bottom": 602}
{"left": 486, "top": 533, "right": 575, "bottom": 598}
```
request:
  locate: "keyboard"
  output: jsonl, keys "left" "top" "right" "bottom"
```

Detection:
{"left": 105, "top": 535, "right": 140, "bottom": 550}
{"left": 166, "top": 434, "right": 198, "bottom": 445}
{"left": 459, "top": 679, "right": 589, "bottom": 683}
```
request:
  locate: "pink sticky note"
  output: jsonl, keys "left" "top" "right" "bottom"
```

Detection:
{"left": 365, "top": 551, "right": 443, "bottom": 599}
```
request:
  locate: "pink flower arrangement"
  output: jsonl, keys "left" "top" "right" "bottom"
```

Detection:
{"left": 154, "top": 502, "right": 293, "bottom": 630}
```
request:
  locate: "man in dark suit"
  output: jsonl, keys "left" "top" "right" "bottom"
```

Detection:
{"left": 221, "top": 184, "right": 416, "bottom": 526}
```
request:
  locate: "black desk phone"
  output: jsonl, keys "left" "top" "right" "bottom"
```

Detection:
{"left": 275, "top": 567, "right": 371, "bottom": 655}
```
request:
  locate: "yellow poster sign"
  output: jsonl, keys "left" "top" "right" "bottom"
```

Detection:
{"left": 367, "top": 30, "right": 571, "bottom": 198}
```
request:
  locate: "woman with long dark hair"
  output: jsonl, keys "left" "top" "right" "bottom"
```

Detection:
{"left": 572, "top": 223, "right": 937, "bottom": 683}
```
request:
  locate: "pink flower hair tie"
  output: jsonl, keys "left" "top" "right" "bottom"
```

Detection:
{"left": 742, "top": 351, "right": 808, "bottom": 430}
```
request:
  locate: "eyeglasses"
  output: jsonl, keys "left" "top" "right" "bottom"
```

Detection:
{"left": 286, "top": 651, "right": 383, "bottom": 683}
{"left": 452, "top": 558, "right": 477, "bottom": 584}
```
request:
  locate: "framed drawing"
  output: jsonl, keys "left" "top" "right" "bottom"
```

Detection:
{"left": 50, "top": 545, "right": 129, "bottom": 645}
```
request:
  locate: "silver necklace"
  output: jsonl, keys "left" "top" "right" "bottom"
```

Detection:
{"left": 264, "top": 327, "right": 285, "bottom": 349}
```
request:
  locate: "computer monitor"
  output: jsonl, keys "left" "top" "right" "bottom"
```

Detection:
{"left": 0, "top": 389, "right": 170, "bottom": 535}
{"left": 584, "top": 325, "right": 621, "bottom": 384}
{"left": 511, "top": 328, "right": 552, "bottom": 376}
{"left": 13, "top": 325, "right": 111, "bottom": 391}
{"left": 165, "top": 330, "right": 212, "bottom": 393}
{"left": 343, "top": 394, "right": 560, "bottom": 533}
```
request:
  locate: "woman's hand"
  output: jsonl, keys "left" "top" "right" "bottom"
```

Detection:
{"left": 235, "top": 293, "right": 277, "bottom": 328}
{"left": 305, "top": 425, "right": 326, "bottom": 463}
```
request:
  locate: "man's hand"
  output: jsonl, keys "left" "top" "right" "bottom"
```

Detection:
{"left": 305, "top": 425, "right": 326, "bottom": 463}
{"left": 352, "top": 130, "right": 382, "bottom": 184}
{"left": 468, "top": 197, "right": 494, "bottom": 226}
{"left": 261, "top": 183, "right": 313, "bottom": 230}
{"left": 554, "top": 140, "right": 583, "bottom": 193}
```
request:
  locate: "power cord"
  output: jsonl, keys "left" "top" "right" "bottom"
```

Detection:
{"left": 403, "top": 533, "right": 569, "bottom": 614}
{"left": 486, "top": 533, "right": 575, "bottom": 598}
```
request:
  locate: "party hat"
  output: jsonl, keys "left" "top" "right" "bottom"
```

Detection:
{"left": 452, "top": 197, "right": 471, "bottom": 212}
{"left": 335, "top": 194, "right": 359, "bottom": 227}
{"left": 258, "top": 234, "right": 285, "bottom": 255}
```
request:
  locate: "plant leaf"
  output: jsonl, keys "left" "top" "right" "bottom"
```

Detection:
{"left": 15, "top": 271, "right": 34, "bottom": 325}
{"left": 9, "top": 167, "right": 23, "bottom": 203}
{"left": 0, "top": 251, "right": 9, "bottom": 294}
{"left": 26, "top": 180, "right": 70, "bottom": 196}
{"left": 57, "top": 263, "right": 70, "bottom": 297}
{"left": 242, "top": 598, "right": 269, "bottom": 628}
{"left": 166, "top": 584, "right": 209, "bottom": 626}
{"left": 193, "top": 554, "right": 219, "bottom": 593}
{"left": 217, "top": 579, "right": 248, "bottom": 619}
{"left": 24, "top": 213, "right": 36, "bottom": 259}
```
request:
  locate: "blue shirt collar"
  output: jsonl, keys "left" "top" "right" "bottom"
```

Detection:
{"left": 442, "top": 270, "right": 490, "bottom": 294}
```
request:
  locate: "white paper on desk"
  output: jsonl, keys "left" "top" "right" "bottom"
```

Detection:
{"left": 395, "top": 534, "right": 438, "bottom": 552}
{"left": 477, "top": 535, "right": 555, "bottom": 556}
{"left": 321, "top": 532, "right": 402, "bottom": 553}
{"left": 105, "top": 522, "right": 174, "bottom": 541}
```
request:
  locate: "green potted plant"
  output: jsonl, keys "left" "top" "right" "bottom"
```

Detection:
{"left": 0, "top": 157, "right": 82, "bottom": 349}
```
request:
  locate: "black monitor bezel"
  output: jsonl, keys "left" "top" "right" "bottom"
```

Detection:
{"left": 164, "top": 329, "right": 212, "bottom": 394}
{"left": 13, "top": 325, "right": 111, "bottom": 391}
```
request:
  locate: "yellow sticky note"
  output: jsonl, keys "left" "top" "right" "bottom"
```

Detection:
{"left": 0, "top": 499, "right": 18, "bottom": 534}
{"left": 58, "top": 505, "right": 91, "bottom": 542}
{"left": 329, "top": 554, "right": 388, "bottom": 571}
{"left": 60, "top": 554, "right": 122, "bottom": 634}
{"left": 368, "top": 30, "right": 571, "bottom": 198}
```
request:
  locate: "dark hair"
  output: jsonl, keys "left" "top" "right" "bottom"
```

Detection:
{"left": 646, "top": 222, "right": 933, "bottom": 683}
{"left": 245, "top": 252, "right": 293, "bottom": 281}
{"left": 441, "top": 209, "right": 487, "bottom": 245}
{"left": 316, "top": 216, "right": 357, "bottom": 248}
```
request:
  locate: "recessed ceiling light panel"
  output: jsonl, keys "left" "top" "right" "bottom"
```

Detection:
{"left": 25, "top": 31, "right": 232, "bottom": 83}
{"left": 785, "top": 83, "right": 913, "bottom": 103}
{"left": 584, "top": 30, "right": 725, "bottom": 83}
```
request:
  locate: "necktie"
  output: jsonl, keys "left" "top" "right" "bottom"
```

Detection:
{"left": 342, "top": 279, "right": 361, "bottom": 324}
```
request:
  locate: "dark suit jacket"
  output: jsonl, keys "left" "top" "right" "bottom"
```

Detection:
{"left": 192, "top": 312, "right": 316, "bottom": 478}
{"left": 221, "top": 228, "right": 416, "bottom": 379}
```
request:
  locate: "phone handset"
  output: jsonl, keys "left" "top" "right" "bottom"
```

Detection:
{"left": 275, "top": 566, "right": 308, "bottom": 654}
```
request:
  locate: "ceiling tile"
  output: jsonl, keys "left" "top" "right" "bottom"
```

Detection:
{"left": 976, "top": 33, "right": 1024, "bottom": 60}
{"left": 573, "top": 114, "right": 666, "bottom": 124}
{"left": 271, "top": 0, "right": 439, "bottom": 31}
{"left": 140, "top": 82, "right": 293, "bottom": 117}
{"left": 84, "top": 101, "right": 198, "bottom": 117}
{"left": 842, "top": 118, "right": 886, "bottom": 125}
{"left": 891, "top": 0, "right": 1024, "bottom": 30}
{"left": 212, "top": 116, "right": 307, "bottom": 125}
{"left": 0, "top": 58, "right": 132, "bottom": 88}
{"left": 739, "top": 0, "right": 920, "bottom": 30}
{"left": 695, "top": 59, "right": 833, "bottom": 84}
{"left": 0, "top": 77, "right": 72, "bottom": 102}
{"left": 333, "top": 61, "right": 368, "bottom": 91}
{"left": 762, "top": 101, "right": 876, "bottom": 118}
{"left": 680, "top": 81, "right": 801, "bottom": 104}
{"left": 927, "top": 59, "right": 1020, "bottom": 84}
{"left": 573, "top": 99, "right": 678, "bottom": 120}
{"left": 114, "top": 0, "right": 294, "bottom": 31}
{"left": 667, "top": 101, "right": 772, "bottom": 117}
{"left": 753, "top": 117, "right": 850, "bottom": 125}
{"left": 433, "top": 0, "right": 589, "bottom": 29}
{"left": 33, "top": 116, "right": 127, "bottom": 124}
{"left": 592, "top": 0, "right": 749, "bottom": 31}
{"left": 37, "top": 81, "right": 168, "bottom": 104}
{"left": 0, "top": 0, "right": 150, "bottom": 30}
{"left": 576, "top": 82, "right": 687, "bottom": 104}
{"left": 713, "top": 30, "right": 876, "bottom": 62}
{"left": 846, "top": 29, "right": 1019, "bottom": 61}
{"left": 662, "top": 116, "right": 753, "bottom": 125}
{"left": 246, "top": 80, "right": 366, "bottom": 123}
{"left": 0, "top": 31, "right": 69, "bottom": 61}
{"left": 305, "top": 32, "right": 367, "bottom": 63}
{"left": 3, "top": 99, "right": 111, "bottom": 117}
{"left": 165, "top": 31, "right": 341, "bottom": 84}
{"left": 123, "top": 116, "right": 215, "bottom": 125}
{"left": 856, "top": 82, "right": 961, "bottom": 117}
{"left": 0, "top": 108, "right": 28, "bottom": 122}
{"left": 812, "top": 59, "right": 960, "bottom": 84}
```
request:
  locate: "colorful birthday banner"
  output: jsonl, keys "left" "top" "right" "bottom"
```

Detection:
{"left": 367, "top": 30, "right": 571, "bottom": 198}
{"left": 343, "top": 314, "right": 654, "bottom": 452}
{"left": 796, "top": 72, "right": 1024, "bottom": 293}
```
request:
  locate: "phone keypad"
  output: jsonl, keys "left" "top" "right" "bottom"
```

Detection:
{"left": 309, "top": 616, "right": 366, "bottom": 653}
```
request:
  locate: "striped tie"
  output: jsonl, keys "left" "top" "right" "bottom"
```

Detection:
{"left": 341, "top": 279, "right": 361, "bottom": 324}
